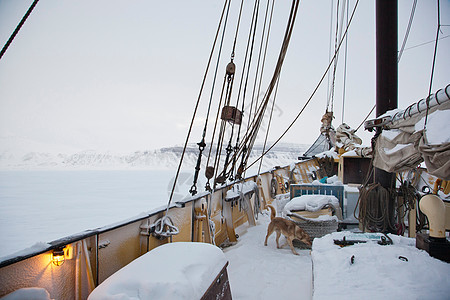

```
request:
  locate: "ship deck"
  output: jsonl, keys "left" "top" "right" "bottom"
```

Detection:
{"left": 223, "top": 212, "right": 313, "bottom": 299}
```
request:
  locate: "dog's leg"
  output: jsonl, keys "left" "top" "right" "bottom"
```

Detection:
{"left": 287, "top": 238, "right": 299, "bottom": 255}
{"left": 264, "top": 223, "right": 274, "bottom": 246}
{"left": 275, "top": 230, "right": 282, "bottom": 249}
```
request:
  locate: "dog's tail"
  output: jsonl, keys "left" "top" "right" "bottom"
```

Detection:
{"left": 267, "top": 205, "right": 276, "bottom": 220}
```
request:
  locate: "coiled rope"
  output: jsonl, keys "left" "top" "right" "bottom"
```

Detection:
{"left": 357, "top": 183, "right": 393, "bottom": 233}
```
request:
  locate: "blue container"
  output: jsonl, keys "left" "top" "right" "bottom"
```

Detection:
{"left": 289, "top": 184, "right": 344, "bottom": 213}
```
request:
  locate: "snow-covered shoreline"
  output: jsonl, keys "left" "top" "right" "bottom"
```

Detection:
{"left": 0, "top": 143, "right": 308, "bottom": 170}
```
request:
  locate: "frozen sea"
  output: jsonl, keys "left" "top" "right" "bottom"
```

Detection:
{"left": 0, "top": 170, "right": 192, "bottom": 258}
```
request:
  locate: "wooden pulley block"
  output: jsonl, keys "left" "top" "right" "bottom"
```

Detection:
{"left": 215, "top": 175, "right": 226, "bottom": 185}
{"left": 205, "top": 166, "right": 215, "bottom": 180}
{"left": 221, "top": 106, "right": 242, "bottom": 125}
{"left": 226, "top": 62, "right": 236, "bottom": 75}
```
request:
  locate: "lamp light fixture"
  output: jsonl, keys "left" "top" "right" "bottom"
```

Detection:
{"left": 52, "top": 247, "right": 65, "bottom": 266}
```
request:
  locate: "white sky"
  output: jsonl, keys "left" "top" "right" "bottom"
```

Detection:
{"left": 0, "top": 0, "right": 449, "bottom": 153}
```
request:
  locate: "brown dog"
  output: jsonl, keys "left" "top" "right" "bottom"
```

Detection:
{"left": 264, "top": 205, "right": 312, "bottom": 255}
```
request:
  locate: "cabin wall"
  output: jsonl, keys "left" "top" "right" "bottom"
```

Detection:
{"left": 0, "top": 158, "right": 321, "bottom": 299}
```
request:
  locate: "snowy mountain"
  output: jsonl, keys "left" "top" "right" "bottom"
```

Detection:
{"left": 0, "top": 143, "right": 310, "bottom": 170}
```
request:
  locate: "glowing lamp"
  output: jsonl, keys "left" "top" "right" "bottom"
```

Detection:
{"left": 52, "top": 248, "right": 65, "bottom": 266}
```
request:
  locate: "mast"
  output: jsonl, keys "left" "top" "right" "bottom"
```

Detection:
{"left": 375, "top": 0, "right": 398, "bottom": 232}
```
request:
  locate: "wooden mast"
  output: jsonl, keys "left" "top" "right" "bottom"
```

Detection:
{"left": 375, "top": 0, "right": 398, "bottom": 232}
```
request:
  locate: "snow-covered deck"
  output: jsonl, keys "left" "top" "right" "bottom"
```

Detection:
{"left": 223, "top": 212, "right": 313, "bottom": 299}
{"left": 224, "top": 211, "right": 450, "bottom": 300}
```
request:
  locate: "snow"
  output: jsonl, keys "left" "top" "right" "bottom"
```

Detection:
{"left": 384, "top": 143, "right": 409, "bottom": 154}
{"left": 226, "top": 213, "right": 450, "bottom": 300}
{"left": 315, "top": 149, "right": 339, "bottom": 159}
{"left": 1, "top": 288, "right": 52, "bottom": 300}
{"left": 312, "top": 231, "right": 450, "bottom": 299}
{"left": 88, "top": 242, "right": 227, "bottom": 300}
{"left": 325, "top": 175, "right": 343, "bottom": 185}
{"left": 225, "top": 181, "right": 257, "bottom": 200}
{"left": 284, "top": 195, "right": 340, "bottom": 213}
{"left": 223, "top": 213, "right": 313, "bottom": 299}
{"left": 416, "top": 109, "right": 450, "bottom": 145}
{"left": 380, "top": 128, "right": 402, "bottom": 141}
{"left": 341, "top": 150, "right": 357, "bottom": 157}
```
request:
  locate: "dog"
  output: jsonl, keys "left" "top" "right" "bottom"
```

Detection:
{"left": 264, "top": 205, "right": 312, "bottom": 255}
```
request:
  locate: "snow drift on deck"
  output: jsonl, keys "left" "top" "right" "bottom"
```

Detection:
{"left": 312, "top": 231, "right": 450, "bottom": 299}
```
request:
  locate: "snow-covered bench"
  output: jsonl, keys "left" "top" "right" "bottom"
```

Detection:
{"left": 88, "top": 242, "right": 230, "bottom": 300}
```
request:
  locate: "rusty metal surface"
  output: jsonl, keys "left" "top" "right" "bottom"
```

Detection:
{"left": 201, "top": 263, "right": 232, "bottom": 300}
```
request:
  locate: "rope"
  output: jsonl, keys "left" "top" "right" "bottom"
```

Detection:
{"left": 425, "top": 0, "right": 441, "bottom": 128}
{"left": 356, "top": 183, "right": 393, "bottom": 233}
{"left": 341, "top": 0, "right": 349, "bottom": 124}
{"left": 211, "top": 0, "right": 257, "bottom": 185}
{"left": 328, "top": 0, "right": 341, "bottom": 113}
{"left": 257, "top": 76, "right": 280, "bottom": 176}
{"left": 254, "top": 0, "right": 275, "bottom": 119}
{"left": 231, "top": 0, "right": 245, "bottom": 61}
{"left": 0, "top": 0, "right": 40, "bottom": 62}
{"left": 356, "top": 0, "right": 417, "bottom": 133}
{"left": 205, "top": 0, "right": 234, "bottom": 188}
{"left": 168, "top": 0, "right": 230, "bottom": 210}
{"left": 245, "top": 0, "right": 360, "bottom": 172}
{"left": 402, "top": 34, "right": 449, "bottom": 52}
{"left": 326, "top": 0, "right": 334, "bottom": 110}
{"left": 234, "top": 0, "right": 274, "bottom": 180}
{"left": 233, "top": 0, "right": 262, "bottom": 163}
{"left": 398, "top": 0, "right": 417, "bottom": 63}
{"left": 355, "top": 104, "right": 376, "bottom": 132}
{"left": 242, "top": 0, "right": 262, "bottom": 134}
{"left": 234, "top": 0, "right": 300, "bottom": 175}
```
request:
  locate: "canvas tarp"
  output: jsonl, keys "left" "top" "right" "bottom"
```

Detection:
{"left": 373, "top": 93, "right": 450, "bottom": 180}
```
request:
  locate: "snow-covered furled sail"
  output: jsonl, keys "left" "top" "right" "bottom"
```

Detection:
{"left": 365, "top": 84, "right": 450, "bottom": 179}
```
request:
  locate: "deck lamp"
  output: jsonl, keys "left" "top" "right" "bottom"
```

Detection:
{"left": 52, "top": 247, "right": 65, "bottom": 266}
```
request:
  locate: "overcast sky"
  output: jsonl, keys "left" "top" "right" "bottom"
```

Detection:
{"left": 0, "top": 0, "right": 449, "bottom": 154}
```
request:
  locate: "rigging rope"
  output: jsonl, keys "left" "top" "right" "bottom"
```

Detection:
{"left": 212, "top": 0, "right": 253, "bottom": 184}
{"left": 341, "top": 0, "right": 349, "bottom": 124}
{"left": 233, "top": 0, "right": 274, "bottom": 180}
{"left": 355, "top": 0, "right": 417, "bottom": 133}
{"left": 403, "top": 34, "right": 449, "bottom": 51}
{"left": 398, "top": 0, "right": 417, "bottom": 63}
{"left": 0, "top": 0, "right": 40, "bottom": 62}
{"left": 326, "top": 0, "right": 335, "bottom": 110}
{"left": 190, "top": 0, "right": 232, "bottom": 194}
{"left": 425, "top": 0, "right": 441, "bottom": 128}
{"left": 328, "top": 0, "right": 341, "bottom": 114}
{"left": 245, "top": 0, "right": 360, "bottom": 172}
{"left": 169, "top": 0, "right": 230, "bottom": 203}
{"left": 355, "top": 104, "right": 376, "bottom": 132}
{"left": 228, "top": 0, "right": 261, "bottom": 180}
{"left": 234, "top": 0, "right": 300, "bottom": 177}
{"left": 257, "top": 77, "right": 279, "bottom": 176}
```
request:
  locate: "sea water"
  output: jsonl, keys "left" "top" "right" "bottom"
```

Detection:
{"left": 0, "top": 170, "right": 190, "bottom": 258}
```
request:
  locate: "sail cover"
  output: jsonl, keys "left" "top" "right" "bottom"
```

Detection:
{"left": 372, "top": 84, "right": 450, "bottom": 180}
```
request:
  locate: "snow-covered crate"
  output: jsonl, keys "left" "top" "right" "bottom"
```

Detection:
{"left": 290, "top": 184, "right": 344, "bottom": 212}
